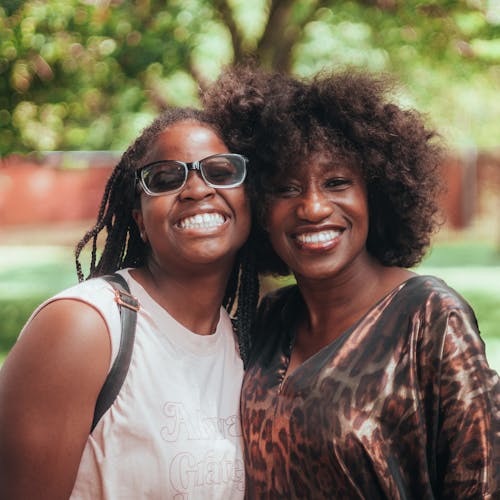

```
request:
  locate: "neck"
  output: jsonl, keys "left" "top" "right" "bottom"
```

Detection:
{"left": 131, "top": 259, "right": 234, "bottom": 335}
{"left": 295, "top": 257, "right": 413, "bottom": 342}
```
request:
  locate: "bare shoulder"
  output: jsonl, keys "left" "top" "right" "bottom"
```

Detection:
{"left": 2, "top": 298, "right": 111, "bottom": 395}
{"left": 0, "top": 298, "right": 111, "bottom": 499}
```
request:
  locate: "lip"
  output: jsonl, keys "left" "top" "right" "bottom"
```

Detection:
{"left": 291, "top": 225, "right": 344, "bottom": 252}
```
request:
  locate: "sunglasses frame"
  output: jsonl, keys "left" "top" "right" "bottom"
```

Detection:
{"left": 136, "top": 153, "right": 248, "bottom": 196}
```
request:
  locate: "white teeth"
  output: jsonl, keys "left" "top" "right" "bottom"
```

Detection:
{"left": 178, "top": 213, "right": 225, "bottom": 229}
{"left": 296, "top": 230, "right": 340, "bottom": 244}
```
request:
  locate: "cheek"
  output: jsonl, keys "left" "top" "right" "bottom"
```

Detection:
{"left": 343, "top": 184, "right": 369, "bottom": 225}
{"left": 139, "top": 202, "right": 155, "bottom": 227}
{"left": 354, "top": 193, "right": 370, "bottom": 230}
{"left": 137, "top": 197, "right": 170, "bottom": 232}
{"left": 264, "top": 200, "right": 286, "bottom": 234}
{"left": 230, "top": 189, "right": 251, "bottom": 226}
{"left": 263, "top": 202, "right": 291, "bottom": 255}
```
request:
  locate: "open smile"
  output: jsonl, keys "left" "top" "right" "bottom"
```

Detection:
{"left": 293, "top": 228, "right": 343, "bottom": 251}
{"left": 176, "top": 212, "right": 227, "bottom": 230}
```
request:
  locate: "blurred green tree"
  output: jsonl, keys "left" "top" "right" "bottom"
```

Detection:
{"left": 0, "top": 0, "right": 499, "bottom": 154}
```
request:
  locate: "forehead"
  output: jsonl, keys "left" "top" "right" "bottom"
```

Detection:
{"left": 143, "top": 121, "right": 227, "bottom": 165}
{"left": 281, "top": 149, "right": 358, "bottom": 178}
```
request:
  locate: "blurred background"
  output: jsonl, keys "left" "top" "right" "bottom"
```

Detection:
{"left": 0, "top": 0, "right": 499, "bottom": 368}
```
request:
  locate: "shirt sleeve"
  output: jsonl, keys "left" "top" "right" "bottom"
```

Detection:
{"left": 435, "top": 307, "right": 500, "bottom": 498}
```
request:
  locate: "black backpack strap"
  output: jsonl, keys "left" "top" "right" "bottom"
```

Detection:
{"left": 91, "top": 273, "right": 140, "bottom": 432}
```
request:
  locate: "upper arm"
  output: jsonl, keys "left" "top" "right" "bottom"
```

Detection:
{"left": 436, "top": 308, "right": 500, "bottom": 497}
{"left": 0, "top": 298, "right": 111, "bottom": 500}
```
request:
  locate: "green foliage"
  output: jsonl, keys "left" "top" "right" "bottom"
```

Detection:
{"left": 0, "top": 0, "right": 223, "bottom": 153}
{"left": 0, "top": 295, "right": 47, "bottom": 352}
{"left": 1, "top": 0, "right": 499, "bottom": 154}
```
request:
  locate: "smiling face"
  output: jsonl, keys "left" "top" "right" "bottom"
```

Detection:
{"left": 133, "top": 120, "right": 251, "bottom": 274}
{"left": 265, "top": 151, "right": 371, "bottom": 283}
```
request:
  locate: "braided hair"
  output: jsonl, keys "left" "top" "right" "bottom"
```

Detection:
{"left": 75, "top": 107, "right": 259, "bottom": 366}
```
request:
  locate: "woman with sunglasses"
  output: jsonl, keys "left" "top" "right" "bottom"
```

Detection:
{"left": 205, "top": 67, "right": 500, "bottom": 498}
{"left": 0, "top": 108, "right": 258, "bottom": 499}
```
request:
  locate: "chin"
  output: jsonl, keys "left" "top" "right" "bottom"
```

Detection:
{"left": 188, "top": 247, "right": 239, "bottom": 266}
{"left": 292, "top": 263, "right": 341, "bottom": 282}
{"left": 296, "top": 272, "right": 336, "bottom": 282}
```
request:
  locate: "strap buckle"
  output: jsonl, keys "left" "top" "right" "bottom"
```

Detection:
{"left": 114, "top": 289, "right": 140, "bottom": 312}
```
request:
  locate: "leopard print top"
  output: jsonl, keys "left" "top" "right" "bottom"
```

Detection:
{"left": 241, "top": 275, "right": 500, "bottom": 499}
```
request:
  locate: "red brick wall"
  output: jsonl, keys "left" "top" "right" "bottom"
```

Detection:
{"left": 439, "top": 153, "right": 477, "bottom": 228}
{"left": 0, "top": 150, "right": 498, "bottom": 229}
{"left": 0, "top": 153, "right": 117, "bottom": 226}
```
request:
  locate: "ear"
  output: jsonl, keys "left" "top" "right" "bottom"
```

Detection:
{"left": 132, "top": 208, "right": 148, "bottom": 243}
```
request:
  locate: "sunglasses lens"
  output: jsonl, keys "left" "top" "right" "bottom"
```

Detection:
{"left": 142, "top": 162, "right": 186, "bottom": 194}
{"left": 202, "top": 155, "right": 246, "bottom": 187}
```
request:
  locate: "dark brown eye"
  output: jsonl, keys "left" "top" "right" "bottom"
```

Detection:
{"left": 325, "top": 178, "right": 351, "bottom": 190}
{"left": 203, "top": 158, "right": 238, "bottom": 185}
{"left": 271, "top": 184, "right": 301, "bottom": 197}
{"left": 143, "top": 162, "right": 185, "bottom": 192}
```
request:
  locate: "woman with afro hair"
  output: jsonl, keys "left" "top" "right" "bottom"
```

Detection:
{"left": 204, "top": 66, "right": 500, "bottom": 499}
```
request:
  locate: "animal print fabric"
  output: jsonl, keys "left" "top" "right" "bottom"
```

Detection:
{"left": 241, "top": 276, "right": 500, "bottom": 499}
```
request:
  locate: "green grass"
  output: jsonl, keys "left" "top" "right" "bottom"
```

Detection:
{"left": 0, "top": 240, "right": 499, "bottom": 370}
{"left": 420, "top": 240, "right": 500, "bottom": 268}
{"left": 0, "top": 246, "right": 78, "bottom": 298}
{"left": 0, "top": 246, "right": 78, "bottom": 366}
{"left": 412, "top": 240, "right": 500, "bottom": 370}
{"left": 416, "top": 241, "right": 500, "bottom": 339}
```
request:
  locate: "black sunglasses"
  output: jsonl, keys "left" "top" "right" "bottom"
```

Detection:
{"left": 136, "top": 153, "right": 248, "bottom": 196}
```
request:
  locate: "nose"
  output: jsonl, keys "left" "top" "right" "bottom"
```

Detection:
{"left": 296, "top": 187, "right": 333, "bottom": 222}
{"left": 178, "top": 171, "right": 215, "bottom": 201}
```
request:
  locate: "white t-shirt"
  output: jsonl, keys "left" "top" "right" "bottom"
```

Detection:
{"left": 28, "top": 269, "right": 245, "bottom": 499}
